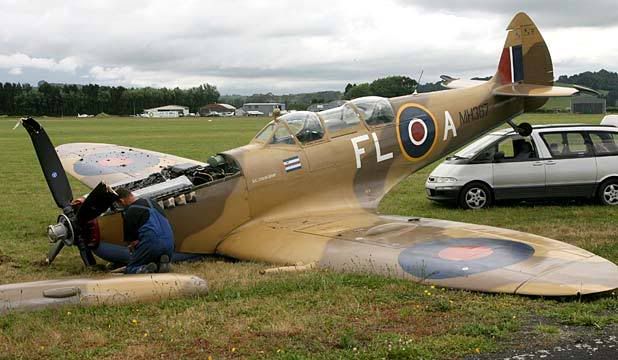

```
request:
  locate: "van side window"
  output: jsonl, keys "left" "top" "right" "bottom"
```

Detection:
{"left": 498, "top": 138, "right": 515, "bottom": 157}
{"left": 541, "top": 132, "right": 592, "bottom": 158}
{"left": 589, "top": 131, "right": 618, "bottom": 155}
{"left": 567, "top": 133, "right": 589, "bottom": 153}
{"left": 496, "top": 136, "right": 537, "bottom": 161}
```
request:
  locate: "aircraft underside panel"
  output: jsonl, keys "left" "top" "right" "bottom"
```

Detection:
{"left": 216, "top": 211, "right": 618, "bottom": 296}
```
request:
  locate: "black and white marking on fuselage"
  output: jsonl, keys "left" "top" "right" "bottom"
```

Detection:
{"left": 283, "top": 156, "right": 302, "bottom": 172}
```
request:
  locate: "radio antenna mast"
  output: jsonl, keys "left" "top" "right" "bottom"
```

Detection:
{"left": 413, "top": 69, "right": 424, "bottom": 95}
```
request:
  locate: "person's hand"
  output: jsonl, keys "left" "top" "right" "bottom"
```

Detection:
{"left": 128, "top": 240, "right": 139, "bottom": 253}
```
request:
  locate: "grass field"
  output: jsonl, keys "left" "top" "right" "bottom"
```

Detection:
{"left": 0, "top": 114, "right": 616, "bottom": 359}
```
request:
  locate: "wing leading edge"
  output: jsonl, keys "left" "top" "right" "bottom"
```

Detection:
{"left": 216, "top": 211, "right": 618, "bottom": 296}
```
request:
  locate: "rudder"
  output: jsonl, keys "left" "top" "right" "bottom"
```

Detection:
{"left": 496, "top": 12, "right": 553, "bottom": 86}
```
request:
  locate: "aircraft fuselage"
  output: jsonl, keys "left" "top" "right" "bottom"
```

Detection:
{"left": 97, "top": 79, "right": 533, "bottom": 255}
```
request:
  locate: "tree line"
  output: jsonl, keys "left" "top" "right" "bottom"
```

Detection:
{"left": 343, "top": 76, "right": 444, "bottom": 99}
{"left": 0, "top": 82, "right": 220, "bottom": 116}
{"left": 3, "top": 70, "right": 616, "bottom": 116}
{"left": 219, "top": 91, "right": 342, "bottom": 111}
{"left": 557, "top": 69, "right": 618, "bottom": 106}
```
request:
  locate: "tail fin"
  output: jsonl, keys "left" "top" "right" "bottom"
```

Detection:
{"left": 492, "top": 12, "right": 577, "bottom": 105}
{"left": 496, "top": 12, "right": 553, "bottom": 86}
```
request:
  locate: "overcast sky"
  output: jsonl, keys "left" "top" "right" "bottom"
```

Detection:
{"left": 1, "top": 0, "right": 617, "bottom": 94}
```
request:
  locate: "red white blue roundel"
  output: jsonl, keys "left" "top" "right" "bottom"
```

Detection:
{"left": 398, "top": 105, "right": 436, "bottom": 159}
{"left": 398, "top": 238, "right": 535, "bottom": 279}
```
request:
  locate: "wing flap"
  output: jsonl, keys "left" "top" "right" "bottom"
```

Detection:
{"left": 56, "top": 143, "right": 205, "bottom": 189}
{"left": 216, "top": 211, "right": 618, "bottom": 296}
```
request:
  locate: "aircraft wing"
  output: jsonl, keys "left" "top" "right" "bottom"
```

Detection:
{"left": 56, "top": 143, "right": 205, "bottom": 189}
{"left": 216, "top": 210, "right": 618, "bottom": 296}
{"left": 440, "top": 75, "right": 487, "bottom": 89}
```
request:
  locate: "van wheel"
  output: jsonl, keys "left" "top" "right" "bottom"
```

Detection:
{"left": 459, "top": 183, "right": 492, "bottom": 210}
{"left": 598, "top": 179, "right": 618, "bottom": 205}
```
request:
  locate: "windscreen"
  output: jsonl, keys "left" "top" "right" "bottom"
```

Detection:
{"left": 254, "top": 121, "right": 275, "bottom": 142}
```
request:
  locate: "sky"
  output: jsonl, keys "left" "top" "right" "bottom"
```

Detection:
{"left": 0, "top": 0, "right": 617, "bottom": 95}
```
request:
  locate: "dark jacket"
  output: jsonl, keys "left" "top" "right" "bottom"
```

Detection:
{"left": 122, "top": 198, "right": 167, "bottom": 242}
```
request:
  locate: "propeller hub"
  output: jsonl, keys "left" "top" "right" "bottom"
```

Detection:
{"left": 47, "top": 223, "right": 68, "bottom": 242}
{"left": 47, "top": 214, "right": 75, "bottom": 246}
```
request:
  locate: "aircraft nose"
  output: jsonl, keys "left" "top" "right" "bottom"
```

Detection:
{"left": 515, "top": 257, "right": 618, "bottom": 296}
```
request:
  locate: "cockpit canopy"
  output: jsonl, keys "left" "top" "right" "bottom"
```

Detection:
{"left": 252, "top": 96, "right": 395, "bottom": 145}
{"left": 253, "top": 111, "right": 325, "bottom": 145}
{"left": 350, "top": 96, "right": 395, "bottom": 126}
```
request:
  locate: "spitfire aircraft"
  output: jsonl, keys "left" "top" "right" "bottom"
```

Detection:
{"left": 21, "top": 12, "right": 618, "bottom": 297}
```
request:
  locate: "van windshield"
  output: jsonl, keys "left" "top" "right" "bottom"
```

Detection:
{"left": 454, "top": 134, "right": 501, "bottom": 159}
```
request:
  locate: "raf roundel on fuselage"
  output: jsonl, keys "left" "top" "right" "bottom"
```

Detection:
{"left": 397, "top": 104, "right": 438, "bottom": 160}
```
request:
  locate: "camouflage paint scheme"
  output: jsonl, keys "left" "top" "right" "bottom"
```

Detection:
{"left": 55, "top": 13, "right": 618, "bottom": 296}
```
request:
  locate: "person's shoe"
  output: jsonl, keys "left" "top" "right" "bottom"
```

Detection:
{"left": 158, "top": 255, "right": 171, "bottom": 273}
{"left": 136, "top": 262, "right": 158, "bottom": 274}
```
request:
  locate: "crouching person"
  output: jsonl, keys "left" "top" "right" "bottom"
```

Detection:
{"left": 115, "top": 188, "right": 174, "bottom": 274}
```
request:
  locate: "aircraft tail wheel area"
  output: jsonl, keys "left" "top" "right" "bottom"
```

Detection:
{"left": 506, "top": 119, "right": 533, "bottom": 137}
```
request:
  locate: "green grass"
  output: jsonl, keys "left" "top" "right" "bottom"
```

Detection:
{"left": 541, "top": 96, "right": 571, "bottom": 111}
{"left": 0, "top": 114, "right": 617, "bottom": 359}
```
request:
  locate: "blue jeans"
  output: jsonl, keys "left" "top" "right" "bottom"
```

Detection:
{"left": 124, "top": 200, "right": 175, "bottom": 274}
{"left": 125, "top": 229, "right": 173, "bottom": 274}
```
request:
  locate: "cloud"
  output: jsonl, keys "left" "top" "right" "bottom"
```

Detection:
{"left": 403, "top": 0, "right": 618, "bottom": 28}
{"left": 0, "top": 53, "right": 80, "bottom": 73}
{"left": 89, "top": 66, "right": 133, "bottom": 82}
{"left": 0, "top": 0, "right": 616, "bottom": 93}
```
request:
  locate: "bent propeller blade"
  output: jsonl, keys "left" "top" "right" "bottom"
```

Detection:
{"left": 78, "top": 245, "right": 97, "bottom": 267}
{"left": 46, "top": 241, "right": 65, "bottom": 265}
{"left": 76, "top": 182, "right": 118, "bottom": 224}
{"left": 21, "top": 118, "right": 74, "bottom": 208}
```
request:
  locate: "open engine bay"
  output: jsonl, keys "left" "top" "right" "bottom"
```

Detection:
{"left": 109, "top": 154, "right": 241, "bottom": 210}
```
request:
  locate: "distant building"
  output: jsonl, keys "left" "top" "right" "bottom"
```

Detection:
{"left": 246, "top": 110, "right": 265, "bottom": 116}
{"left": 571, "top": 94, "right": 606, "bottom": 114}
{"left": 143, "top": 105, "right": 189, "bottom": 118}
{"left": 235, "top": 108, "right": 247, "bottom": 116}
{"left": 199, "top": 103, "right": 236, "bottom": 117}
{"left": 242, "top": 103, "right": 285, "bottom": 116}
{"left": 307, "top": 100, "right": 346, "bottom": 112}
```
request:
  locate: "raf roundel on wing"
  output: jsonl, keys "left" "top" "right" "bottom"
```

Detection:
{"left": 398, "top": 105, "right": 437, "bottom": 159}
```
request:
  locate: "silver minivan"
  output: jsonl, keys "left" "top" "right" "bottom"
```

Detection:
{"left": 426, "top": 121, "right": 618, "bottom": 209}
